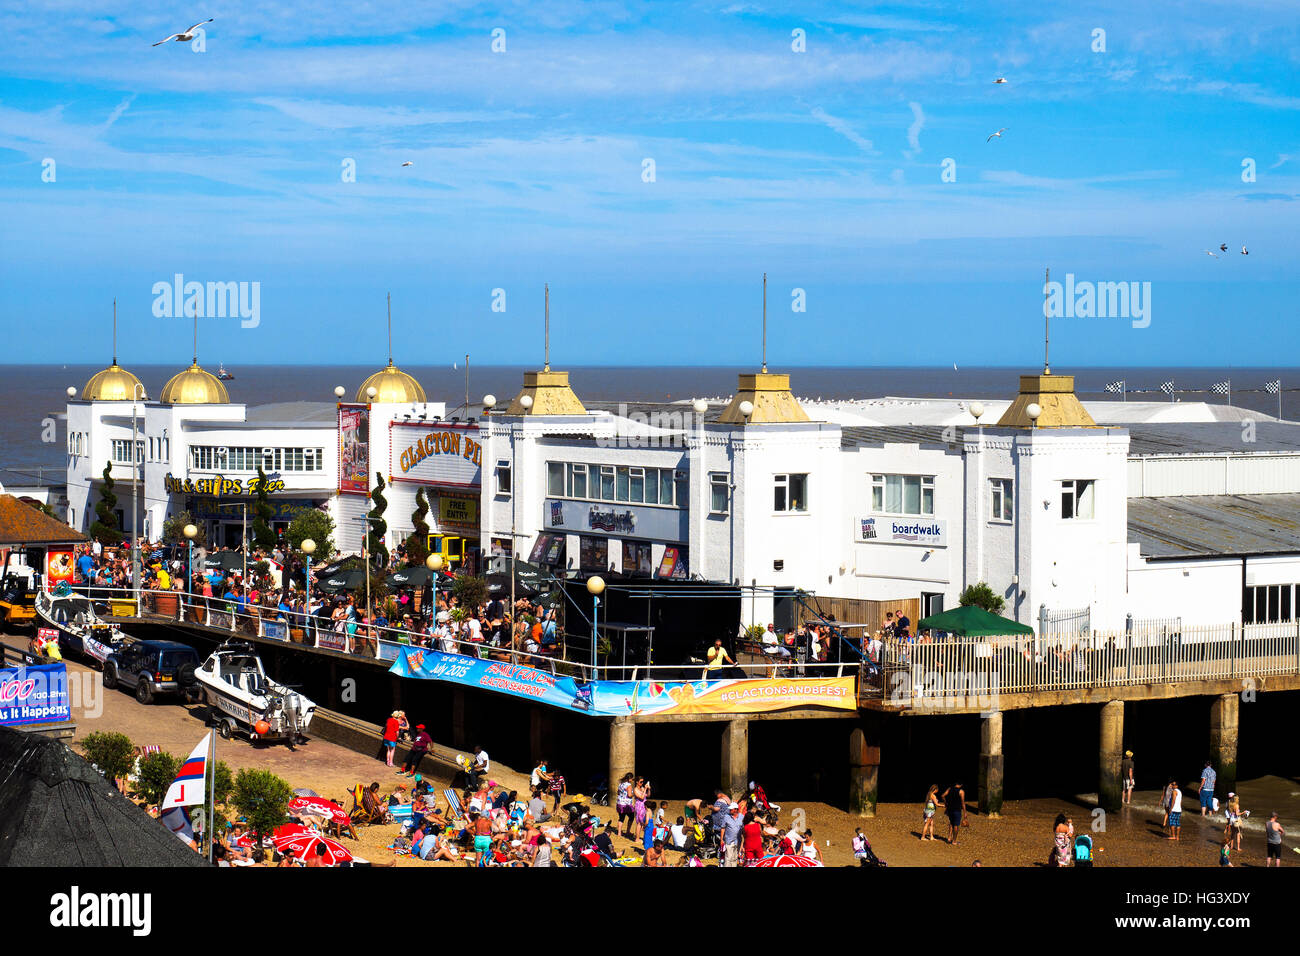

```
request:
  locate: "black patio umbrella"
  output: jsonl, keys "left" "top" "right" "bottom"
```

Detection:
{"left": 203, "top": 551, "right": 245, "bottom": 573}
{"left": 315, "top": 568, "right": 369, "bottom": 594}
{"left": 386, "top": 565, "right": 454, "bottom": 589}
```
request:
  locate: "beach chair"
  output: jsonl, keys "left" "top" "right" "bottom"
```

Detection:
{"left": 443, "top": 789, "right": 467, "bottom": 825}
{"left": 349, "top": 784, "right": 387, "bottom": 827}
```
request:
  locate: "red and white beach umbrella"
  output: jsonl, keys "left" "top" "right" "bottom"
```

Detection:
{"left": 271, "top": 826, "right": 353, "bottom": 865}
{"left": 749, "top": 854, "right": 823, "bottom": 867}
{"left": 288, "top": 795, "right": 351, "bottom": 826}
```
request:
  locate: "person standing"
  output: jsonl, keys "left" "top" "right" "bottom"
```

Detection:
{"left": 382, "top": 710, "right": 407, "bottom": 768}
{"left": 401, "top": 723, "right": 432, "bottom": 777}
{"left": 1121, "top": 750, "right": 1134, "bottom": 805}
{"left": 941, "top": 782, "right": 966, "bottom": 845}
{"left": 1160, "top": 778, "right": 1174, "bottom": 830}
{"left": 720, "top": 803, "right": 743, "bottom": 867}
{"left": 1167, "top": 781, "right": 1183, "bottom": 841}
{"left": 1196, "top": 760, "right": 1216, "bottom": 816}
{"left": 920, "top": 784, "right": 939, "bottom": 841}
{"left": 1265, "top": 812, "right": 1285, "bottom": 867}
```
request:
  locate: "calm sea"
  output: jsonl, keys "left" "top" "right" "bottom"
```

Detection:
{"left": 3, "top": 364, "right": 1297, "bottom": 486}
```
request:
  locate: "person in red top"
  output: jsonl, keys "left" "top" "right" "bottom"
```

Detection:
{"left": 742, "top": 812, "right": 764, "bottom": 862}
{"left": 400, "top": 723, "right": 431, "bottom": 777}
{"left": 382, "top": 710, "right": 408, "bottom": 768}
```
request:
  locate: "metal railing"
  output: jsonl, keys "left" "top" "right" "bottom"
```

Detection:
{"left": 870, "top": 622, "right": 1300, "bottom": 708}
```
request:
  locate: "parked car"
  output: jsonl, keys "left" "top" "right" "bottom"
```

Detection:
{"left": 102, "top": 639, "right": 201, "bottom": 704}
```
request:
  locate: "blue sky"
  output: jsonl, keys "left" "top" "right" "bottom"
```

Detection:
{"left": 0, "top": 1, "right": 1297, "bottom": 367}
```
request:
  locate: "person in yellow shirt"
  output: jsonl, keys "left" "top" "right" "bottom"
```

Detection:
{"left": 156, "top": 567, "right": 171, "bottom": 590}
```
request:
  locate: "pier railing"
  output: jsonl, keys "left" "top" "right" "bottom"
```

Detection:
{"left": 867, "top": 622, "right": 1300, "bottom": 708}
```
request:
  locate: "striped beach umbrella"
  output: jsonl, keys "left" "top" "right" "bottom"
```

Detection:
{"left": 749, "top": 853, "right": 823, "bottom": 867}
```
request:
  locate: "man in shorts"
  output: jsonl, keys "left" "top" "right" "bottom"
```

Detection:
{"left": 941, "top": 782, "right": 966, "bottom": 846}
{"left": 1265, "top": 812, "right": 1285, "bottom": 866}
{"left": 1197, "top": 760, "right": 1216, "bottom": 816}
{"left": 1121, "top": 750, "right": 1134, "bottom": 804}
{"left": 1167, "top": 781, "right": 1183, "bottom": 840}
{"left": 471, "top": 811, "right": 493, "bottom": 864}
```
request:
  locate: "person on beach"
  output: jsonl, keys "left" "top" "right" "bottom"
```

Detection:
{"left": 615, "top": 773, "right": 635, "bottom": 837}
{"left": 1167, "top": 781, "right": 1183, "bottom": 840}
{"left": 1160, "top": 778, "right": 1174, "bottom": 829}
{"left": 1197, "top": 760, "right": 1216, "bottom": 816}
{"left": 800, "top": 829, "right": 823, "bottom": 863}
{"left": 941, "top": 782, "right": 966, "bottom": 845}
{"left": 1049, "top": 814, "right": 1073, "bottom": 867}
{"left": 1121, "top": 750, "right": 1134, "bottom": 804}
{"left": 921, "top": 784, "right": 940, "bottom": 841}
{"left": 633, "top": 777, "right": 651, "bottom": 843}
{"left": 1265, "top": 812, "right": 1285, "bottom": 866}
{"left": 399, "top": 723, "right": 431, "bottom": 777}
{"left": 1219, "top": 830, "right": 1233, "bottom": 866}
{"left": 1224, "top": 793, "right": 1243, "bottom": 852}
{"left": 382, "top": 710, "right": 408, "bottom": 768}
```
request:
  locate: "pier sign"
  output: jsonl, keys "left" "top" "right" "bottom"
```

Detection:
{"left": 390, "top": 423, "right": 482, "bottom": 489}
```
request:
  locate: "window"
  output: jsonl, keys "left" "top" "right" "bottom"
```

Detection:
{"left": 616, "top": 466, "right": 630, "bottom": 502}
{"left": 710, "top": 473, "right": 730, "bottom": 514}
{"left": 495, "top": 459, "right": 512, "bottom": 495}
{"left": 629, "top": 467, "right": 645, "bottom": 503}
{"left": 1060, "top": 479, "right": 1095, "bottom": 520}
{"left": 1243, "top": 584, "right": 1295, "bottom": 624}
{"left": 774, "top": 474, "right": 808, "bottom": 513}
{"left": 111, "top": 439, "right": 144, "bottom": 464}
{"left": 187, "top": 446, "right": 324, "bottom": 473}
{"left": 579, "top": 535, "right": 608, "bottom": 572}
{"left": 547, "top": 462, "right": 565, "bottom": 496}
{"left": 871, "top": 474, "right": 935, "bottom": 515}
{"left": 568, "top": 463, "right": 588, "bottom": 499}
{"left": 990, "top": 478, "right": 1014, "bottom": 521}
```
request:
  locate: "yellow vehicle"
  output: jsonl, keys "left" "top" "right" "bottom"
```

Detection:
{"left": 426, "top": 534, "right": 465, "bottom": 569}
{"left": 0, "top": 553, "right": 37, "bottom": 628}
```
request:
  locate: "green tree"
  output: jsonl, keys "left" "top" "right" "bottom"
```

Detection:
{"left": 452, "top": 574, "right": 489, "bottom": 611}
{"left": 207, "top": 760, "right": 235, "bottom": 805}
{"left": 404, "top": 487, "right": 431, "bottom": 565}
{"left": 367, "top": 472, "right": 389, "bottom": 567}
{"left": 80, "top": 731, "right": 135, "bottom": 783}
{"left": 286, "top": 508, "right": 335, "bottom": 559}
{"left": 231, "top": 768, "right": 293, "bottom": 843}
{"left": 251, "top": 465, "right": 276, "bottom": 550}
{"left": 136, "top": 750, "right": 183, "bottom": 808}
{"left": 89, "top": 461, "right": 122, "bottom": 545}
{"left": 958, "top": 582, "right": 1006, "bottom": 616}
{"left": 162, "top": 510, "right": 207, "bottom": 547}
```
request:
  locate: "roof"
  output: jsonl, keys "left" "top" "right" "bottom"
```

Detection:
{"left": 841, "top": 425, "right": 958, "bottom": 449}
{"left": 1128, "top": 494, "right": 1300, "bottom": 558}
{"left": 1126, "top": 422, "right": 1300, "bottom": 456}
{"left": 0, "top": 494, "right": 85, "bottom": 547}
{"left": 0, "top": 726, "right": 207, "bottom": 867}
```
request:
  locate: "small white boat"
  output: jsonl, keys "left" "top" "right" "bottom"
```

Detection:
{"left": 195, "top": 640, "right": 316, "bottom": 745}
{"left": 34, "top": 587, "right": 128, "bottom": 666}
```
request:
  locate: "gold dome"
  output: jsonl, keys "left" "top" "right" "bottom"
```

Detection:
{"left": 356, "top": 361, "right": 426, "bottom": 404}
{"left": 160, "top": 362, "right": 230, "bottom": 404}
{"left": 82, "top": 363, "right": 146, "bottom": 401}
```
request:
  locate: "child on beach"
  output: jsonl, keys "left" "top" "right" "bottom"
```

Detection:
{"left": 1220, "top": 831, "right": 1233, "bottom": 866}
{"left": 921, "top": 785, "right": 939, "bottom": 841}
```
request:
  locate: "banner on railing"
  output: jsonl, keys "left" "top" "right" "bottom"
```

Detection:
{"left": 208, "top": 611, "right": 233, "bottom": 630}
{"left": 387, "top": 647, "right": 858, "bottom": 717}
{"left": 316, "top": 631, "right": 348, "bottom": 652}
{"left": 263, "top": 622, "right": 286, "bottom": 641}
{"left": 0, "top": 662, "right": 71, "bottom": 726}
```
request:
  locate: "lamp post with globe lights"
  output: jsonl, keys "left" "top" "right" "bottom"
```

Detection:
{"left": 586, "top": 575, "right": 605, "bottom": 676}
{"left": 301, "top": 537, "right": 316, "bottom": 641}
{"left": 183, "top": 523, "right": 198, "bottom": 607}
{"left": 970, "top": 401, "right": 985, "bottom": 588}
{"left": 426, "top": 552, "right": 443, "bottom": 627}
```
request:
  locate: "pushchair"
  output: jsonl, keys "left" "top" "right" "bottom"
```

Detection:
{"left": 855, "top": 834, "right": 887, "bottom": 867}
{"left": 586, "top": 774, "right": 610, "bottom": 807}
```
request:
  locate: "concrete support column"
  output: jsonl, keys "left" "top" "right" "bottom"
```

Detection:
{"left": 1210, "top": 693, "right": 1239, "bottom": 796}
{"left": 529, "top": 708, "right": 552, "bottom": 765}
{"left": 609, "top": 718, "right": 636, "bottom": 795}
{"left": 849, "top": 725, "right": 880, "bottom": 818}
{"left": 978, "top": 711, "right": 1004, "bottom": 817}
{"left": 720, "top": 718, "right": 749, "bottom": 796}
{"left": 1099, "top": 700, "right": 1124, "bottom": 812}
{"left": 451, "top": 688, "right": 467, "bottom": 750}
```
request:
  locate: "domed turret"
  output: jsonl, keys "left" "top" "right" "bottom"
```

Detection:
{"left": 160, "top": 362, "right": 229, "bottom": 404}
{"left": 356, "top": 361, "right": 427, "bottom": 404}
{"left": 82, "top": 363, "right": 146, "bottom": 401}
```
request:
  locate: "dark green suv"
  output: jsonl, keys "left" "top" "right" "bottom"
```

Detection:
{"left": 103, "top": 640, "right": 201, "bottom": 705}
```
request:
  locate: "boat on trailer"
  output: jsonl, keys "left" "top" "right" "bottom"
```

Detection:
{"left": 194, "top": 639, "right": 316, "bottom": 745}
{"left": 34, "top": 586, "right": 129, "bottom": 666}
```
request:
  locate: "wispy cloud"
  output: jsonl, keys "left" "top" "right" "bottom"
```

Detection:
{"left": 904, "top": 101, "right": 925, "bottom": 158}
{"left": 811, "top": 107, "right": 873, "bottom": 153}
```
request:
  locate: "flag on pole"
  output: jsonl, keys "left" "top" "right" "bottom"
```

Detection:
{"left": 161, "top": 805, "right": 195, "bottom": 845}
{"left": 162, "top": 732, "right": 211, "bottom": 809}
{"left": 1211, "top": 381, "right": 1231, "bottom": 395}
{"left": 1265, "top": 380, "right": 1281, "bottom": 394}
{"left": 1104, "top": 380, "right": 1125, "bottom": 394}
{"left": 1159, "top": 381, "right": 1175, "bottom": 395}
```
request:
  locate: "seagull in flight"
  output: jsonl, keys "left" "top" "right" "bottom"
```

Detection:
{"left": 401, "top": 161, "right": 413, "bottom": 167}
{"left": 152, "top": 18, "right": 213, "bottom": 46}
{"left": 993, "top": 77, "right": 1007, "bottom": 84}
{"left": 1219, "top": 243, "right": 1227, "bottom": 252}
{"left": 1241, "top": 245, "right": 1249, "bottom": 255}
{"left": 1204, "top": 249, "right": 1219, "bottom": 258}
{"left": 986, "top": 127, "right": 1008, "bottom": 142}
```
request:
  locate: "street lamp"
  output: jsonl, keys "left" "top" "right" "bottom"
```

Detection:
{"left": 970, "top": 401, "right": 985, "bottom": 590}
{"left": 586, "top": 575, "right": 605, "bottom": 676}
{"left": 520, "top": 394, "right": 533, "bottom": 411}
{"left": 334, "top": 386, "right": 345, "bottom": 399}
{"left": 738, "top": 400, "right": 754, "bottom": 420}
{"left": 301, "top": 537, "right": 316, "bottom": 642}
{"left": 183, "top": 524, "right": 198, "bottom": 604}
{"left": 426, "top": 552, "right": 443, "bottom": 623}
{"left": 131, "top": 382, "right": 147, "bottom": 610}
{"left": 1026, "top": 402, "right": 1042, "bottom": 429}
{"left": 366, "top": 386, "right": 378, "bottom": 401}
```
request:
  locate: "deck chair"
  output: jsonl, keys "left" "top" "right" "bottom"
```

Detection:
{"left": 349, "top": 784, "right": 387, "bottom": 827}
{"left": 443, "top": 789, "right": 467, "bottom": 825}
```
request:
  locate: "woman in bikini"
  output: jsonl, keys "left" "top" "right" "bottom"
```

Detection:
{"left": 921, "top": 784, "right": 940, "bottom": 841}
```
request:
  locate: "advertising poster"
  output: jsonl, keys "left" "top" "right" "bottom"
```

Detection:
{"left": 45, "top": 550, "right": 74, "bottom": 589}
{"left": 0, "top": 663, "right": 71, "bottom": 726}
{"left": 338, "top": 404, "right": 370, "bottom": 495}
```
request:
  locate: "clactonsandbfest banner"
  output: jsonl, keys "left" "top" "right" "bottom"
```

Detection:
{"left": 387, "top": 647, "right": 856, "bottom": 717}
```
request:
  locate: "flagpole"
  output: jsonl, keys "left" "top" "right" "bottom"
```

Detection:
{"left": 207, "top": 730, "right": 215, "bottom": 863}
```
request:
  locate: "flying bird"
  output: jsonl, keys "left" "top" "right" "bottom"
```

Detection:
{"left": 986, "top": 128, "right": 1008, "bottom": 142}
{"left": 993, "top": 77, "right": 1007, "bottom": 84}
{"left": 1204, "top": 250, "right": 1218, "bottom": 258}
{"left": 401, "top": 161, "right": 413, "bottom": 167}
{"left": 1241, "top": 245, "right": 1249, "bottom": 255}
{"left": 1219, "top": 243, "right": 1227, "bottom": 252}
{"left": 152, "top": 18, "right": 213, "bottom": 46}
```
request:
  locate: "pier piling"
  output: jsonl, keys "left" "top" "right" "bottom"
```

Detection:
{"left": 1210, "top": 692, "right": 1238, "bottom": 796}
{"left": 1099, "top": 700, "right": 1124, "bottom": 812}
{"left": 978, "top": 710, "right": 1003, "bottom": 817}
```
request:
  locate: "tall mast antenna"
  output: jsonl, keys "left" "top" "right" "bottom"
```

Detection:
{"left": 544, "top": 283, "right": 550, "bottom": 372}
{"left": 387, "top": 292, "right": 392, "bottom": 365}
{"left": 1043, "top": 267, "right": 1051, "bottom": 375}
{"left": 761, "top": 272, "right": 768, "bottom": 373}
{"left": 112, "top": 298, "right": 118, "bottom": 365}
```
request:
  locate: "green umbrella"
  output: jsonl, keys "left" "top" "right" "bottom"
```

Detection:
{"left": 917, "top": 604, "right": 1034, "bottom": 637}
